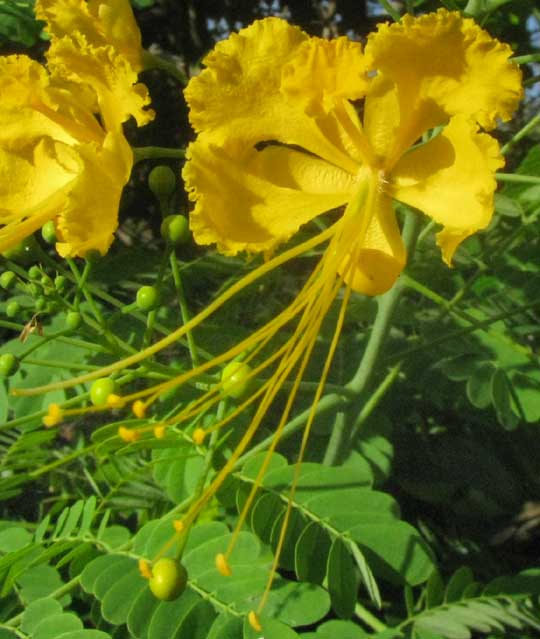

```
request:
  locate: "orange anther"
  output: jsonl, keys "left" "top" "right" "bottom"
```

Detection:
{"left": 118, "top": 426, "right": 140, "bottom": 443}
{"left": 43, "top": 403, "right": 63, "bottom": 428}
{"left": 192, "top": 427, "right": 206, "bottom": 445}
{"left": 138, "top": 558, "right": 153, "bottom": 579}
{"left": 106, "top": 393, "right": 124, "bottom": 409}
{"left": 248, "top": 611, "right": 262, "bottom": 632}
{"left": 132, "top": 400, "right": 146, "bottom": 418}
{"left": 153, "top": 424, "right": 166, "bottom": 439}
{"left": 215, "top": 553, "right": 232, "bottom": 577}
{"left": 173, "top": 519, "right": 184, "bottom": 533}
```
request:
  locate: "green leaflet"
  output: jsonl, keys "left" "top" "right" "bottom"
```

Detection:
{"left": 20, "top": 598, "right": 111, "bottom": 639}
{"left": 404, "top": 567, "right": 540, "bottom": 639}
{"left": 233, "top": 452, "right": 435, "bottom": 617}
{"left": 81, "top": 521, "right": 330, "bottom": 637}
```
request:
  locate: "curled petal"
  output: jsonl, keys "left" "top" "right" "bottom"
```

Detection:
{"left": 47, "top": 35, "right": 153, "bottom": 130}
{"left": 36, "top": 0, "right": 143, "bottom": 71}
{"left": 281, "top": 36, "right": 370, "bottom": 113}
{"left": 391, "top": 114, "right": 503, "bottom": 264}
{"left": 366, "top": 9, "right": 522, "bottom": 160}
{"left": 183, "top": 138, "right": 356, "bottom": 255}
{"left": 184, "top": 18, "right": 359, "bottom": 174}
{"left": 56, "top": 132, "right": 132, "bottom": 257}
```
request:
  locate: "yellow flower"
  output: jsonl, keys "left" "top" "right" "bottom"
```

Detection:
{"left": 19, "top": 8, "right": 523, "bottom": 626}
{"left": 0, "top": 0, "right": 153, "bottom": 257}
{"left": 184, "top": 9, "right": 522, "bottom": 295}
{"left": 0, "top": 56, "right": 133, "bottom": 257}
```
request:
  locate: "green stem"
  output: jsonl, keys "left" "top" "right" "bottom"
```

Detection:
{"left": 501, "top": 111, "right": 540, "bottom": 155}
{"left": 323, "top": 211, "right": 420, "bottom": 466}
{"left": 355, "top": 601, "right": 388, "bottom": 633}
{"left": 133, "top": 146, "right": 185, "bottom": 164}
{"left": 496, "top": 173, "right": 540, "bottom": 185}
{"left": 512, "top": 53, "right": 540, "bottom": 65}
{"left": 170, "top": 251, "right": 200, "bottom": 367}
{"left": 347, "top": 364, "right": 401, "bottom": 445}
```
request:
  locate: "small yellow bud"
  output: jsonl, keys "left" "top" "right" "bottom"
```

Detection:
{"left": 118, "top": 426, "right": 140, "bottom": 443}
{"left": 173, "top": 519, "right": 184, "bottom": 533}
{"left": 215, "top": 553, "right": 232, "bottom": 577}
{"left": 132, "top": 400, "right": 146, "bottom": 418}
{"left": 192, "top": 428, "right": 206, "bottom": 445}
{"left": 138, "top": 558, "right": 153, "bottom": 580}
{"left": 153, "top": 424, "right": 166, "bottom": 439}
{"left": 106, "top": 393, "right": 124, "bottom": 409}
{"left": 248, "top": 611, "right": 262, "bottom": 632}
{"left": 43, "top": 403, "right": 62, "bottom": 428}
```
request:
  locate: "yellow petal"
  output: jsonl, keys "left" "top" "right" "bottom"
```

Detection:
{"left": 35, "top": 0, "right": 143, "bottom": 71}
{"left": 281, "top": 36, "right": 370, "bottom": 113}
{"left": 183, "top": 138, "right": 356, "bottom": 255}
{"left": 391, "top": 114, "right": 503, "bottom": 264}
{"left": 184, "top": 18, "right": 359, "bottom": 175}
{"left": 365, "top": 9, "right": 522, "bottom": 162}
{"left": 47, "top": 35, "right": 153, "bottom": 129}
{"left": 339, "top": 191, "right": 406, "bottom": 296}
{"left": 56, "top": 131, "right": 132, "bottom": 257}
{"left": 363, "top": 75, "right": 402, "bottom": 168}
{"left": 0, "top": 138, "right": 80, "bottom": 217}
{"left": 0, "top": 56, "right": 104, "bottom": 148}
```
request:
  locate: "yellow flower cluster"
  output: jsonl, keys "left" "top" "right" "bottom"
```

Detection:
{"left": 0, "top": 0, "right": 153, "bottom": 258}
{"left": 15, "top": 7, "right": 523, "bottom": 629}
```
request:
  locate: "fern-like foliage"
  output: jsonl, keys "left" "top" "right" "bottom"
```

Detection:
{"left": 79, "top": 519, "right": 326, "bottom": 638}
{"left": 229, "top": 452, "right": 435, "bottom": 617}
{"left": 401, "top": 566, "right": 540, "bottom": 639}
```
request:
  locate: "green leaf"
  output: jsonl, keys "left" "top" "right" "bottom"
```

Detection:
{"left": 32, "top": 613, "right": 82, "bottom": 639}
{"left": 295, "top": 522, "right": 331, "bottom": 585}
{"left": 327, "top": 537, "right": 359, "bottom": 619}
{"left": 347, "top": 521, "right": 434, "bottom": 586}
{"left": 17, "top": 564, "right": 69, "bottom": 606}
{"left": 0, "top": 527, "right": 32, "bottom": 552}
{"left": 466, "top": 363, "right": 494, "bottom": 409}
{"left": 207, "top": 613, "right": 243, "bottom": 639}
{"left": 445, "top": 567, "right": 474, "bottom": 603}
{"left": 310, "top": 619, "right": 371, "bottom": 638}
{"left": 491, "top": 368, "right": 519, "bottom": 429}
{"left": 21, "top": 598, "right": 63, "bottom": 634}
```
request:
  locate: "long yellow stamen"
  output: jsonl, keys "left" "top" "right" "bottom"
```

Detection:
{"left": 13, "top": 223, "right": 337, "bottom": 397}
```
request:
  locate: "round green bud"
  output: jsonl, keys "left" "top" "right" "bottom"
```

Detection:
{"left": 160, "top": 215, "right": 190, "bottom": 246}
{"left": 35, "top": 296, "right": 47, "bottom": 311}
{"left": 65, "top": 311, "right": 82, "bottom": 331}
{"left": 221, "top": 361, "right": 253, "bottom": 400}
{"left": 148, "top": 166, "right": 177, "bottom": 199}
{"left": 28, "top": 266, "right": 41, "bottom": 280}
{"left": 1, "top": 236, "right": 40, "bottom": 265}
{"left": 54, "top": 275, "right": 66, "bottom": 292}
{"left": 149, "top": 558, "right": 187, "bottom": 601}
{"left": 6, "top": 301, "right": 20, "bottom": 318}
{"left": 41, "top": 220, "right": 57, "bottom": 244}
{"left": 28, "top": 283, "right": 41, "bottom": 297}
{"left": 40, "top": 274, "right": 53, "bottom": 288}
{"left": 0, "top": 353, "right": 19, "bottom": 377}
{"left": 90, "top": 377, "right": 117, "bottom": 407}
{"left": 0, "top": 271, "right": 16, "bottom": 290}
{"left": 136, "top": 285, "right": 160, "bottom": 311}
